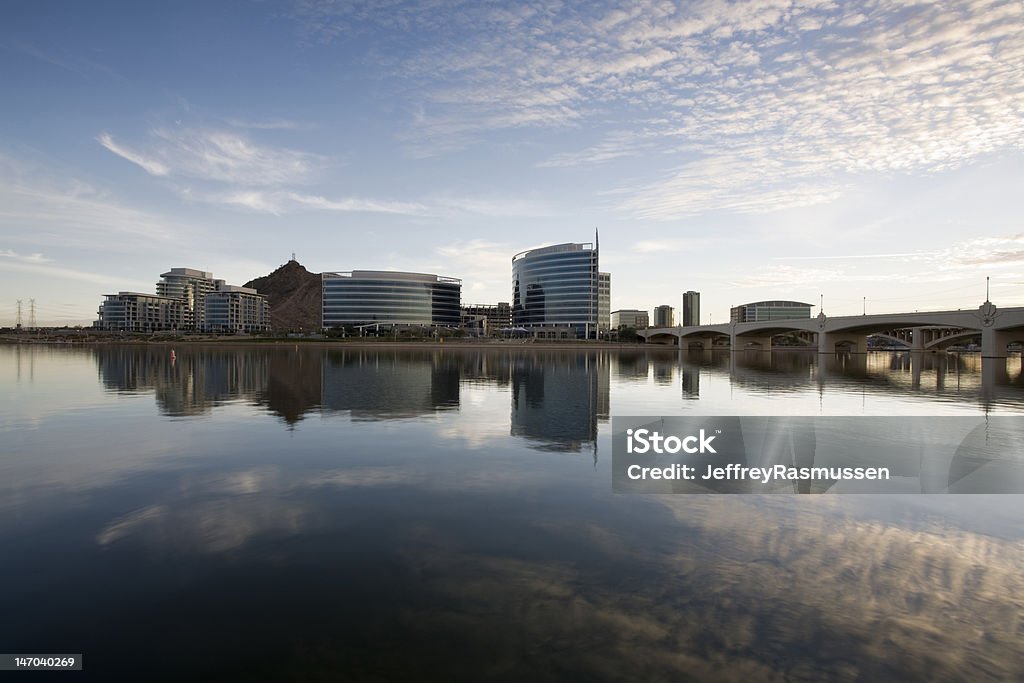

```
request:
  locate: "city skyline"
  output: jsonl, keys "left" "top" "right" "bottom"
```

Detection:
{"left": 2, "top": 0, "right": 1023, "bottom": 326}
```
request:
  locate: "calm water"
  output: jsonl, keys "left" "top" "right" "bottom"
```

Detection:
{"left": 2, "top": 344, "right": 1023, "bottom": 681}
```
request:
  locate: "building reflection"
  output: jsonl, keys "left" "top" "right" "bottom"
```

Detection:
{"left": 91, "top": 345, "right": 1022, "bottom": 440}
{"left": 95, "top": 346, "right": 266, "bottom": 416}
{"left": 321, "top": 350, "right": 460, "bottom": 420}
{"left": 510, "top": 352, "right": 609, "bottom": 455}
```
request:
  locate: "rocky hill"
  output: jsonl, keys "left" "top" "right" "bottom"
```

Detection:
{"left": 244, "top": 260, "right": 321, "bottom": 332}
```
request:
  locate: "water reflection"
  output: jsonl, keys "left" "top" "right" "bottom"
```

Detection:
{"left": 85, "top": 345, "right": 1024, "bottom": 427}
{"left": 510, "top": 352, "right": 608, "bottom": 454}
{"left": 3, "top": 345, "right": 1024, "bottom": 681}
{"left": 322, "top": 349, "right": 461, "bottom": 420}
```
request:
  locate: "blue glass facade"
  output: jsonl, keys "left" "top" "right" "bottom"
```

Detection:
{"left": 322, "top": 271, "right": 462, "bottom": 328}
{"left": 512, "top": 243, "right": 598, "bottom": 338}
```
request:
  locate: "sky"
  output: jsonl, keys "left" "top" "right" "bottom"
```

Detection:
{"left": 1, "top": 0, "right": 1022, "bottom": 326}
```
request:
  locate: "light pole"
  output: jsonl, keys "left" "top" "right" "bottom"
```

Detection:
{"left": 863, "top": 297, "right": 866, "bottom": 316}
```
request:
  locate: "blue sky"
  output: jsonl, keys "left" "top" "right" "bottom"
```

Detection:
{"left": 1, "top": 0, "right": 1022, "bottom": 326}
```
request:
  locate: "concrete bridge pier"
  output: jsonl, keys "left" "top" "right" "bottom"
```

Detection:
{"left": 982, "top": 327, "right": 1012, "bottom": 358}
{"left": 817, "top": 332, "right": 867, "bottom": 354}
{"left": 911, "top": 327, "right": 925, "bottom": 351}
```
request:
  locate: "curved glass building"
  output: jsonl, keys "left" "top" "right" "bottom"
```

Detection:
{"left": 512, "top": 242, "right": 599, "bottom": 338}
{"left": 730, "top": 300, "right": 814, "bottom": 323}
{"left": 322, "top": 271, "right": 462, "bottom": 329}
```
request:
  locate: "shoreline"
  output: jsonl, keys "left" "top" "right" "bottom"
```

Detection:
{"left": 0, "top": 335, "right": 833, "bottom": 352}
{"left": 0, "top": 336, "right": 678, "bottom": 351}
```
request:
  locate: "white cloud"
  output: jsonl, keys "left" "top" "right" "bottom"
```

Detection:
{"left": 98, "top": 127, "right": 319, "bottom": 186}
{"left": 293, "top": 0, "right": 1024, "bottom": 217}
{"left": 0, "top": 258, "right": 153, "bottom": 289}
{"left": 0, "top": 249, "right": 52, "bottom": 263}
{"left": 286, "top": 192, "right": 428, "bottom": 215}
{"left": 97, "top": 132, "right": 170, "bottom": 176}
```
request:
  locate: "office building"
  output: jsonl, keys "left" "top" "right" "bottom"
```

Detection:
{"left": 598, "top": 272, "right": 611, "bottom": 335}
{"left": 730, "top": 300, "right": 814, "bottom": 323}
{"left": 95, "top": 292, "right": 185, "bottom": 332}
{"left": 512, "top": 241, "right": 599, "bottom": 339}
{"left": 204, "top": 286, "right": 271, "bottom": 334}
{"left": 611, "top": 309, "right": 649, "bottom": 329}
{"left": 322, "top": 271, "right": 462, "bottom": 329}
{"left": 682, "top": 291, "right": 701, "bottom": 326}
{"left": 653, "top": 305, "right": 674, "bottom": 327}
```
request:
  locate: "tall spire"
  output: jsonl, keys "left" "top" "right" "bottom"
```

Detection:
{"left": 595, "top": 227, "right": 599, "bottom": 255}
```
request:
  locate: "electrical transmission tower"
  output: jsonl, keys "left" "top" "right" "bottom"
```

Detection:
{"left": 29, "top": 299, "right": 36, "bottom": 329}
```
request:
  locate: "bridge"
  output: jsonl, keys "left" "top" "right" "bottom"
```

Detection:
{"left": 637, "top": 301, "right": 1024, "bottom": 358}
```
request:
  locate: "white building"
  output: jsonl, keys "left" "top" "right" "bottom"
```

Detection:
{"left": 156, "top": 268, "right": 219, "bottom": 330}
{"left": 611, "top": 309, "right": 649, "bottom": 329}
{"left": 97, "top": 267, "right": 270, "bottom": 333}
{"left": 95, "top": 292, "right": 185, "bottom": 332}
{"left": 203, "top": 285, "right": 271, "bottom": 334}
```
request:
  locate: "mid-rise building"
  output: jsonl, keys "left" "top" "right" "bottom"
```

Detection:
{"left": 653, "top": 305, "right": 675, "bottom": 327}
{"left": 204, "top": 285, "right": 271, "bottom": 334}
{"left": 611, "top": 309, "right": 649, "bottom": 329}
{"left": 598, "top": 272, "right": 611, "bottom": 335}
{"left": 156, "top": 268, "right": 219, "bottom": 330}
{"left": 322, "top": 271, "right": 462, "bottom": 329}
{"left": 512, "top": 241, "right": 599, "bottom": 339}
{"left": 96, "top": 267, "right": 270, "bottom": 333}
{"left": 682, "top": 291, "right": 701, "bottom": 326}
{"left": 730, "top": 300, "right": 814, "bottom": 323}
{"left": 95, "top": 292, "right": 185, "bottom": 332}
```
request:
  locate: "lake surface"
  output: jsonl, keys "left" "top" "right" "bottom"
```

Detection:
{"left": 2, "top": 344, "right": 1023, "bottom": 681}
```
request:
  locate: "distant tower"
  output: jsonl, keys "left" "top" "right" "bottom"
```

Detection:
{"left": 682, "top": 291, "right": 701, "bottom": 327}
{"left": 16, "top": 299, "right": 22, "bottom": 328}
{"left": 29, "top": 299, "right": 36, "bottom": 329}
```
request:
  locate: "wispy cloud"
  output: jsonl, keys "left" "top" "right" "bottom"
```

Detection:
{"left": 0, "top": 258, "right": 152, "bottom": 289}
{"left": 179, "top": 188, "right": 430, "bottom": 215}
{"left": 0, "top": 249, "right": 52, "bottom": 264}
{"left": 97, "top": 127, "right": 320, "bottom": 186}
{"left": 97, "top": 133, "right": 170, "bottom": 176}
{"left": 293, "top": 0, "right": 1024, "bottom": 216}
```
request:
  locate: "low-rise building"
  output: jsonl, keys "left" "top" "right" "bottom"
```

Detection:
{"left": 730, "top": 300, "right": 814, "bottom": 323}
{"left": 462, "top": 303, "right": 512, "bottom": 332}
{"left": 95, "top": 292, "right": 185, "bottom": 332}
{"left": 322, "top": 271, "right": 462, "bottom": 329}
{"left": 612, "top": 309, "right": 649, "bottom": 329}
